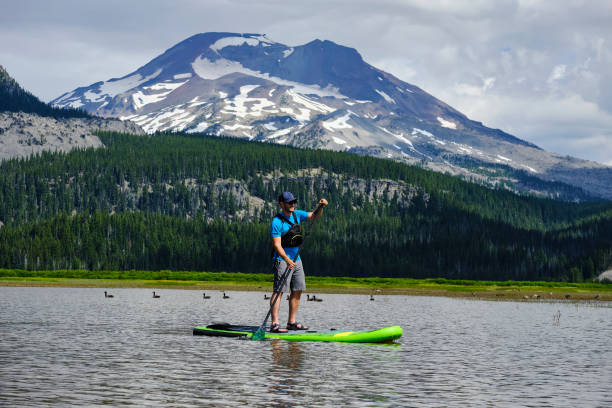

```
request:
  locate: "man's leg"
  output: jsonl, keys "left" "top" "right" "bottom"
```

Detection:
{"left": 288, "top": 290, "right": 301, "bottom": 324}
{"left": 271, "top": 259, "right": 290, "bottom": 329}
{"left": 287, "top": 260, "right": 306, "bottom": 327}
{"left": 271, "top": 292, "right": 283, "bottom": 326}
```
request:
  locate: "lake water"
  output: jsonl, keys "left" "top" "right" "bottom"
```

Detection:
{"left": 0, "top": 286, "right": 610, "bottom": 407}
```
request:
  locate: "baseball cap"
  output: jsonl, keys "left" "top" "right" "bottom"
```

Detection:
{"left": 279, "top": 191, "right": 297, "bottom": 203}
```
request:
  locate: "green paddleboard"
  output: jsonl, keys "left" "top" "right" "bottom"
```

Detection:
{"left": 193, "top": 323, "right": 402, "bottom": 343}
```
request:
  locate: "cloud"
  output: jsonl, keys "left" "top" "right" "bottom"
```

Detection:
{"left": 441, "top": 90, "right": 612, "bottom": 165}
{"left": 453, "top": 77, "right": 496, "bottom": 97}
{"left": 547, "top": 65, "right": 567, "bottom": 84}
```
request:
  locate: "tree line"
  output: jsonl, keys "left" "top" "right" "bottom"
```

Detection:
{"left": 0, "top": 131, "right": 610, "bottom": 282}
{"left": 0, "top": 206, "right": 610, "bottom": 282}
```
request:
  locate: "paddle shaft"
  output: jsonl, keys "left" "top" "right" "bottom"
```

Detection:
{"left": 256, "top": 203, "right": 324, "bottom": 335}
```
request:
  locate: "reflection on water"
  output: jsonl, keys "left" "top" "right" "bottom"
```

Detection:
{"left": 0, "top": 286, "right": 610, "bottom": 407}
{"left": 271, "top": 340, "right": 304, "bottom": 370}
{"left": 268, "top": 340, "right": 304, "bottom": 404}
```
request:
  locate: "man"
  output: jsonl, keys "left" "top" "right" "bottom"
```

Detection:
{"left": 269, "top": 191, "right": 328, "bottom": 333}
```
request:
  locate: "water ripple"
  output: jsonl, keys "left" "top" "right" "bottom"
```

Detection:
{"left": 1, "top": 287, "right": 610, "bottom": 407}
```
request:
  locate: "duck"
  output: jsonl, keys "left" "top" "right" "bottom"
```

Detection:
{"left": 203, "top": 293, "right": 211, "bottom": 299}
{"left": 312, "top": 295, "right": 323, "bottom": 302}
{"left": 104, "top": 291, "right": 114, "bottom": 298}
{"left": 370, "top": 294, "right": 375, "bottom": 301}
{"left": 153, "top": 291, "right": 160, "bottom": 298}
{"left": 223, "top": 292, "right": 230, "bottom": 299}
{"left": 264, "top": 294, "right": 271, "bottom": 300}
{"left": 306, "top": 294, "right": 313, "bottom": 301}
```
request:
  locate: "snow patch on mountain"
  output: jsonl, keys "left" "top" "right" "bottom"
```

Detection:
{"left": 378, "top": 126, "right": 412, "bottom": 147}
{"left": 280, "top": 107, "right": 310, "bottom": 122}
{"left": 53, "top": 91, "right": 74, "bottom": 104}
{"left": 191, "top": 56, "right": 346, "bottom": 98}
{"left": 220, "top": 85, "right": 278, "bottom": 118}
{"left": 189, "top": 100, "right": 207, "bottom": 108}
{"left": 223, "top": 123, "right": 252, "bottom": 131}
{"left": 332, "top": 136, "right": 347, "bottom": 145}
{"left": 437, "top": 116, "right": 457, "bottom": 129}
{"left": 99, "top": 69, "right": 162, "bottom": 98}
{"left": 375, "top": 89, "right": 396, "bottom": 104}
{"left": 520, "top": 165, "right": 538, "bottom": 173}
{"left": 128, "top": 105, "right": 195, "bottom": 133}
{"left": 210, "top": 36, "right": 272, "bottom": 52}
{"left": 412, "top": 128, "right": 433, "bottom": 137}
{"left": 266, "top": 127, "right": 292, "bottom": 139}
{"left": 263, "top": 122, "right": 277, "bottom": 130}
{"left": 287, "top": 90, "right": 335, "bottom": 115}
{"left": 66, "top": 99, "right": 84, "bottom": 108}
{"left": 187, "top": 121, "right": 209, "bottom": 133}
{"left": 322, "top": 112, "right": 354, "bottom": 132}
{"left": 84, "top": 90, "right": 106, "bottom": 103}
{"left": 412, "top": 128, "right": 447, "bottom": 145}
{"left": 131, "top": 81, "right": 187, "bottom": 110}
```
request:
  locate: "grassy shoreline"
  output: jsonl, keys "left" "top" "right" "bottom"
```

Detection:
{"left": 1, "top": 269, "right": 610, "bottom": 301}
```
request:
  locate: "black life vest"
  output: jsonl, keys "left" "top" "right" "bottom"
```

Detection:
{"left": 276, "top": 212, "right": 303, "bottom": 248}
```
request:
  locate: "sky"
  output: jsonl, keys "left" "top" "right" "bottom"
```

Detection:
{"left": 2, "top": 0, "right": 611, "bottom": 165}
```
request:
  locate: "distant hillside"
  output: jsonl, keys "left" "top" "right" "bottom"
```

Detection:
{"left": 0, "top": 65, "right": 143, "bottom": 161}
{"left": 0, "top": 131, "right": 610, "bottom": 282}
{"left": 0, "top": 65, "right": 90, "bottom": 119}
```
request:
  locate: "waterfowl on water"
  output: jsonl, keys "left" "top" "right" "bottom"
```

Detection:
{"left": 370, "top": 295, "right": 375, "bottom": 301}
{"left": 153, "top": 291, "right": 160, "bottom": 298}
{"left": 312, "top": 295, "right": 323, "bottom": 302}
{"left": 203, "top": 293, "right": 211, "bottom": 299}
{"left": 264, "top": 294, "right": 271, "bottom": 300}
{"left": 306, "top": 295, "right": 313, "bottom": 301}
{"left": 223, "top": 292, "right": 230, "bottom": 299}
{"left": 104, "top": 291, "right": 114, "bottom": 298}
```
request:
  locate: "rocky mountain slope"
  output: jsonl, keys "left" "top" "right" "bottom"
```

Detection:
{"left": 0, "top": 111, "right": 142, "bottom": 161}
{"left": 49, "top": 33, "right": 612, "bottom": 200}
{"left": 0, "top": 65, "right": 143, "bottom": 161}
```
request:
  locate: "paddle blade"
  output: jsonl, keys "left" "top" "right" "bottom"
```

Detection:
{"left": 252, "top": 327, "right": 266, "bottom": 341}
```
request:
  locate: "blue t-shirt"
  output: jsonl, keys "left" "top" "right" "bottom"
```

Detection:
{"left": 271, "top": 210, "right": 309, "bottom": 261}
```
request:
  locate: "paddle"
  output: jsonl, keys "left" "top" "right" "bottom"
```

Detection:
{"left": 252, "top": 202, "right": 325, "bottom": 341}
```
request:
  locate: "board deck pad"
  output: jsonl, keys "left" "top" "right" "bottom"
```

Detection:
{"left": 193, "top": 323, "right": 402, "bottom": 343}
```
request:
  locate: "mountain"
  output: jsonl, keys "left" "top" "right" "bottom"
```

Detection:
{"left": 0, "top": 65, "right": 143, "bottom": 161}
{"left": 50, "top": 33, "right": 612, "bottom": 200}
